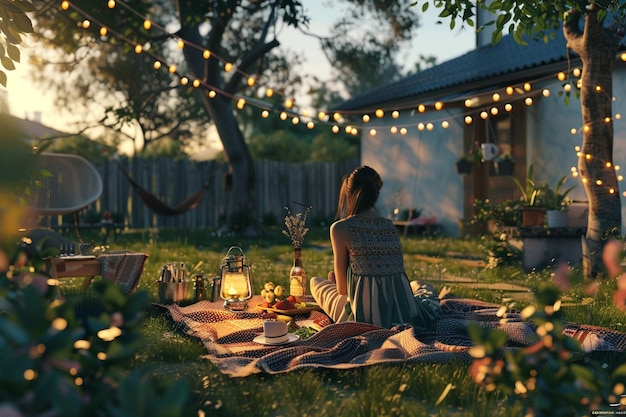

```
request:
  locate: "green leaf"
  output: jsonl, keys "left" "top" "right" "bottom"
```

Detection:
{"left": 1, "top": 56, "right": 15, "bottom": 71}
{"left": 6, "top": 44, "right": 20, "bottom": 62}
{"left": 422, "top": 2, "right": 429, "bottom": 12}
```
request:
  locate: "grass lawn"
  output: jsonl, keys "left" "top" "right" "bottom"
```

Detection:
{"left": 65, "top": 225, "right": 626, "bottom": 417}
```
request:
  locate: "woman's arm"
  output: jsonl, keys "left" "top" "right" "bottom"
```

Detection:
{"left": 330, "top": 221, "right": 349, "bottom": 295}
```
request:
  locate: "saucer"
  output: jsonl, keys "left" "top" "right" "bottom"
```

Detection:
{"left": 253, "top": 333, "right": 299, "bottom": 345}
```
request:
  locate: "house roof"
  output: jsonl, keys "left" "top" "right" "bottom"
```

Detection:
{"left": 334, "top": 31, "right": 574, "bottom": 111}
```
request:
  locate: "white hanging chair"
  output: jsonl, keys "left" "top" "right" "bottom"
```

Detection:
{"left": 31, "top": 152, "right": 103, "bottom": 215}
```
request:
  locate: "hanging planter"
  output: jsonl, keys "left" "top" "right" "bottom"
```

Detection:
{"left": 495, "top": 159, "right": 515, "bottom": 176}
{"left": 456, "top": 160, "right": 473, "bottom": 175}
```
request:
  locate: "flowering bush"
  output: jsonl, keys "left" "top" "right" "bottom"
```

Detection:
{"left": 470, "top": 199, "right": 520, "bottom": 228}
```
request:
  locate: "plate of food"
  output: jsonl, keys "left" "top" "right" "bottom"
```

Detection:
{"left": 256, "top": 299, "right": 322, "bottom": 316}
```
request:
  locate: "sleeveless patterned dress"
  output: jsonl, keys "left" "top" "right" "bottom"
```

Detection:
{"left": 342, "top": 215, "right": 440, "bottom": 329}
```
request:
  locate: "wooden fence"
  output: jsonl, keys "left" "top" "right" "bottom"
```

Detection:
{"left": 45, "top": 158, "right": 359, "bottom": 230}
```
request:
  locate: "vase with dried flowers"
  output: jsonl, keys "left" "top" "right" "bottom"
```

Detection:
{"left": 282, "top": 204, "right": 311, "bottom": 303}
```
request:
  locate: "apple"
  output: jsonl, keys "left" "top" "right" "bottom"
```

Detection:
{"left": 287, "top": 295, "right": 296, "bottom": 304}
{"left": 274, "top": 300, "right": 296, "bottom": 310}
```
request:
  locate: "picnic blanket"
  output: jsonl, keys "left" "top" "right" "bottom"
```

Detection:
{"left": 161, "top": 295, "right": 626, "bottom": 377}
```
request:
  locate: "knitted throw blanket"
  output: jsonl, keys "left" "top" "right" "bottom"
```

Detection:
{"left": 161, "top": 296, "right": 626, "bottom": 377}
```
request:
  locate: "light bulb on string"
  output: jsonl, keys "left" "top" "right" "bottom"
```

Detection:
{"left": 426, "top": 123, "right": 434, "bottom": 131}
{"left": 285, "top": 98, "right": 294, "bottom": 109}
{"left": 506, "top": 86, "right": 514, "bottom": 95}
{"left": 208, "top": 90, "right": 217, "bottom": 99}
{"left": 143, "top": 20, "right": 152, "bottom": 30}
{"left": 564, "top": 83, "right": 572, "bottom": 92}
{"left": 177, "top": 39, "right": 184, "bottom": 49}
{"left": 434, "top": 101, "right": 443, "bottom": 110}
{"left": 224, "top": 62, "right": 233, "bottom": 72}
{"left": 261, "top": 110, "right": 269, "bottom": 118}
{"left": 492, "top": 93, "right": 500, "bottom": 102}
{"left": 390, "top": 126, "right": 398, "bottom": 134}
{"left": 577, "top": 80, "right": 582, "bottom": 89}
{"left": 621, "top": 52, "right": 626, "bottom": 61}
{"left": 557, "top": 72, "right": 566, "bottom": 81}
{"left": 464, "top": 99, "right": 473, "bottom": 108}
{"left": 345, "top": 125, "right": 353, "bottom": 134}
{"left": 237, "top": 98, "right": 245, "bottom": 109}
{"left": 100, "top": 27, "right": 108, "bottom": 36}
{"left": 192, "top": 79, "right": 200, "bottom": 88}
{"left": 350, "top": 127, "right": 359, "bottom": 135}
{"left": 81, "top": 20, "right": 91, "bottom": 29}
{"left": 203, "top": 50, "right": 211, "bottom": 59}
{"left": 168, "top": 64, "right": 176, "bottom": 73}
{"left": 570, "top": 128, "right": 577, "bottom": 135}
{"left": 279, "top": 112, "right": 288, "bottom": 121}
{"left": 524, "top": 82, "right": 531, "bottom": 91}
{"left": 542, "top": 89, "right": 550, "bottom": 97}
{"left": 153, "top": 61, "right": 161, "bottom": 70}
{"left": 247, "top": 77, "right": 255, "bottom": 87}
{"left": 400, "top": 127, "right": 408, "bottom": 135}
{"left": 596, "top": 179, "right": 603, "bottom": 186}
{"left": 595, "top": 85, "right": 602, "bottom": 92}
{"left": 465, "top": 116, "right": 473, "bottom": 124}
{"left": 107, "top": 0, "right": 116, "bottom": 8}
{"left": 362, "top": 114, "right": 370, "bottom": 123}
{"left": 392, "top": 110, "right": 399, "bottom": 119}
{"left": 134, "top": 44, "right": 143, "bottom": 54}
{"left": 605, "top": 116, "right": 612, "bottom": 123}
{"left": 606, "top": 162, "right": 613, "bottom": 168}
{"left": 616, "top": 165, "right": 621, "bottom": 171}
{"left": 307, "top": 121, "right": 315, "bottom": 129}
{"left": 480, "top": 111, "right": 488, "bottom": 119}
{"left": 318, "top": 111, "right": 327, "bottom": 121}
{"left": 525, "top": 97, "right": 533, "bottom": 106}
{"left": 61, "top": 1, "right": 69, "bottom": 10}
{"left": 375, "top": 108, "right": 384, "bottom": 118}
{"left": 505, "top": 103, "right": 513, "bottom": 112}
{"left": 331, "top": 125, "right": 339, "bottom": 134}
{"left": 490, "top": 107, "right": 498, "bottom": 116}
{"left": 610, "top": 188, "right": 616, "bottom": 194}
{"left": 333, "top": 112, "right": 341, "bottom": 122}
{"left": 369, "top": 129, "right": 377, "bottom": 136}
{"left": 442, "top": 120, "right": 449, "bottom": 128}
{"left": 573, "top": 68, "right": 581, "bottom": 77}
{"left": 417, "top": 104, "right": 426, "bottom": 113}
{"left": 616, "top": 114, "right": 622, "bottom": 120}
{"left": 417, "top": 123, "right": 425, "bottom": 131}
{"left": 291, "top": 117, "right": 299, "bottom": 125}
{"left": 265, "top": 88, "right": 274, "bottom": 97}
{"left": 180, "top": 77, "right": 188, "bottom": 86}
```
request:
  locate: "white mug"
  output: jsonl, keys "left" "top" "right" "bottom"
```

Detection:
{"left": 481, "top": 143, "right": 499, "bottom": 161}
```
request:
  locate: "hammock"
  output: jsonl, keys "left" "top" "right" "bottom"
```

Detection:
{"left": 118, "top": 161, "right": 217, "bottom": 216}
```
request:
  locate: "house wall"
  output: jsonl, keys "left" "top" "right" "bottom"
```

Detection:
{"left": 362, "top": 64, "right": 626, "bottom": 236}
{"left": 361, "top": 108, "right": 466, "bottom": 234}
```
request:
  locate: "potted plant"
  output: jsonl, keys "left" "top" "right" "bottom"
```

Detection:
{"left": 512, "top": 164, "right": 547, "bottom": 226}
{"left": 542, "top": 176, "right": 576, "bottom": 228}
{"left": 493, "top": 152, "right": 515, "bottom": 176}
{"left": 456, "top": 141, "right": 483, "bottom": 175}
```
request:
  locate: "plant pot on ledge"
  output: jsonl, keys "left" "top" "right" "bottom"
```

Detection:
{"left": 546, "top": 209, "right": 567, "bottom": 228}
{"left": 521, "top": 206, "right": 547, "bottom": 227}
{"left": 456, "top": 160, "right": 473, "bottom": 175}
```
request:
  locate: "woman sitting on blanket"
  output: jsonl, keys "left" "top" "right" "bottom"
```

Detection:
{"left": 310, "top": 166, "right": 445, "bottom": 330}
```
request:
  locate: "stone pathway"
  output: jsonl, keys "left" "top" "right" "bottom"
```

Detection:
{"left": 410, "top": 253, "right": 536, "bottom": 303}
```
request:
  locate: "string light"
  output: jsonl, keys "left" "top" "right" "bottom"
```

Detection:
{"left": 56, "top": 0, "right": 626, "bottom": 147}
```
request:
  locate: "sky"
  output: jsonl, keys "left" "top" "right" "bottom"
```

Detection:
{"left": 4, "top": 1, "right": 476, "bottom": 136}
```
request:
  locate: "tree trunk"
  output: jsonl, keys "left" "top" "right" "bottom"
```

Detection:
{"left": 177, "top": 2, "right": 263, "bottom": 236}
{"left": 564, "top": 8, "right": 622, "bottom": 278}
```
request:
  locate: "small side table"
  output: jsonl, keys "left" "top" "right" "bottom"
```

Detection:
{"left": 47, "top": 255, "right": 101, "bottom": 288}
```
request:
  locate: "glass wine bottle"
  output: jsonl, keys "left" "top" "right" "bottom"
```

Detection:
{"left": 289, "top": 247, "right": 306, "bottom": 304}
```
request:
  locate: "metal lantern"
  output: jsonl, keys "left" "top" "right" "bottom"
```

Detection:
{"left": 220, "top": 246, "right": 253, "bottom": 310}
